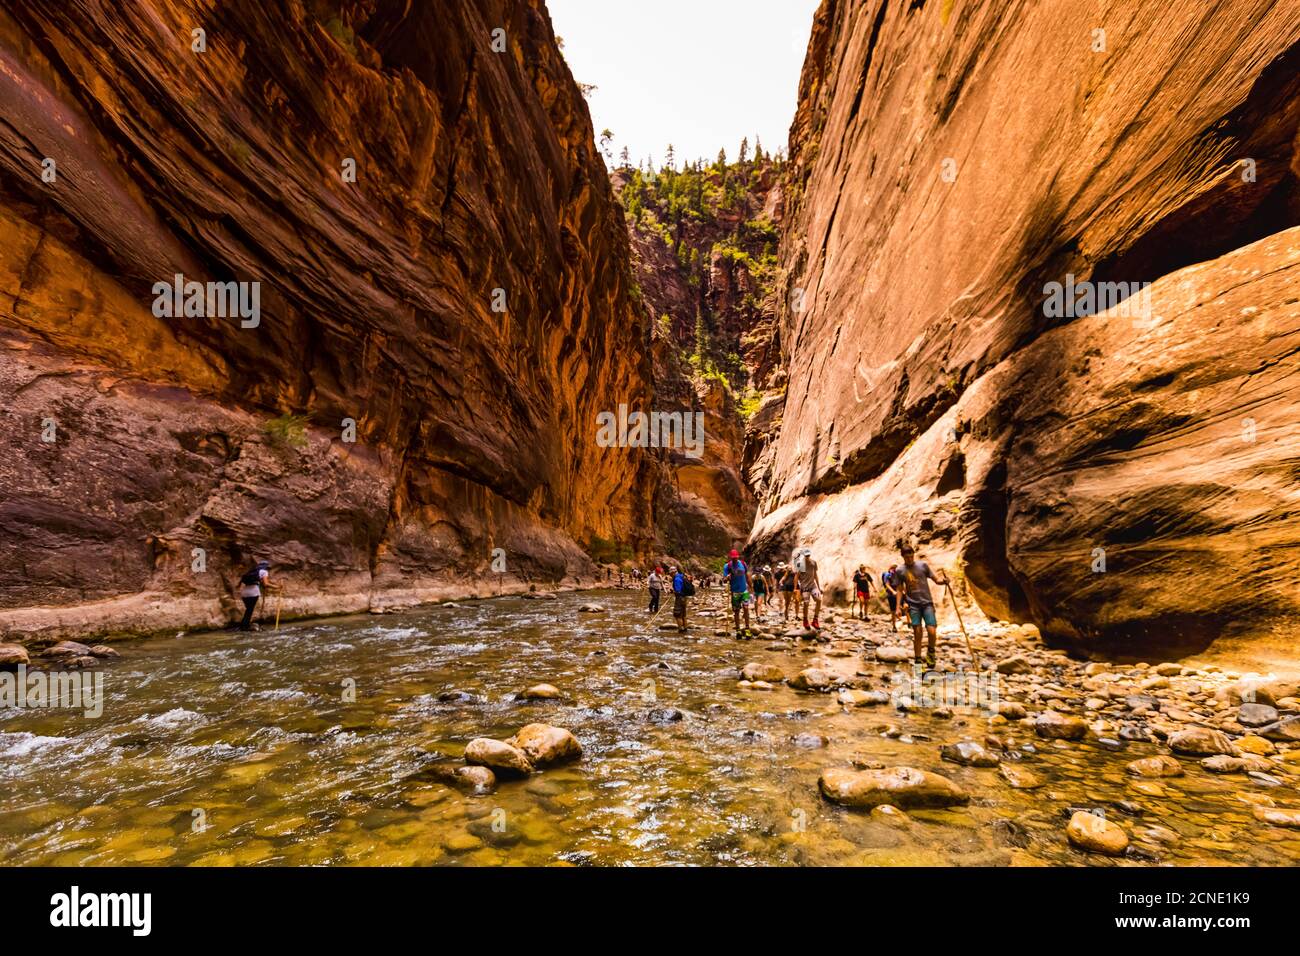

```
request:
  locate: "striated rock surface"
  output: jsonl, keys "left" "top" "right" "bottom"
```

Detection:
{"left": 612, "top": 159, "right": 782, "bottom": 560}
{"left": 751, "top": 0, "right": 1300, "bottom": 658}
{"left": 0, "top": 1, "right": 654, "bottom": 639}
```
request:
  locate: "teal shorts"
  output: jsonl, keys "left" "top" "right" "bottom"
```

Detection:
{"left": 908, "top": 604, "right": 937, "bottom": 628}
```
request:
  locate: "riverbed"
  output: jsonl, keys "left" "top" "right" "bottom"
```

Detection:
{"left": 1, "top": 590, "right": 1296, "bottom": 866}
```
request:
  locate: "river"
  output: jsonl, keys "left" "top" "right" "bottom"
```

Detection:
{"left": 1, "top": 589, "right": 1295, "bottom": 866}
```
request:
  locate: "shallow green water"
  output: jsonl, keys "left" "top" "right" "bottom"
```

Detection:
{"left": 1, "top": 590, "right": 1296, "bottom": 866}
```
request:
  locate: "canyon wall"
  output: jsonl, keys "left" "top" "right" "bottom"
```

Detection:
{"left": 613, "top": 163, "right": 781, "bottom": 561}
{"left": 751, "top": 0, "right": 1300, "bottom": 658}
{"left": 0, "top": 0, "right": 653, "bottom": 640}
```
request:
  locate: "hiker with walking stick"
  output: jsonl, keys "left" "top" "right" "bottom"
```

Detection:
{"left": 236, "top": 560, "right": 272, "bottom": 631}
{"left": 895, "top": 544, "right": 949, "bottom": 670}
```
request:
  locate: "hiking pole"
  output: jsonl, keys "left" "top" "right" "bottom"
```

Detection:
{"left": 274, "top": 586, "right": 285, "bottom": 632}
{"left": 944, "top": 581, "right": 978, "bottom": 670}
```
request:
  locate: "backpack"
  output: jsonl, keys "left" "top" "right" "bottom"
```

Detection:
{"left": 681, "top": 578, "right": 696, "bottom": 597}
{"left": 239, "top": 567, "right": 262, "bottom": 586}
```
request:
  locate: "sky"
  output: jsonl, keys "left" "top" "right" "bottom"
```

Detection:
{"left": 546, "top": 0, "right": 822, "bottom": 169}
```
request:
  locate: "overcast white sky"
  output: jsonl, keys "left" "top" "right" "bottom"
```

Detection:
{"left": 546, "top": 0, "right": 822, "bottom": 169}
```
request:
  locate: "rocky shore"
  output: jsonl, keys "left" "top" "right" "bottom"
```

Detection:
{"left": 722, "top": 605, "right": 1300, "bottom": 858}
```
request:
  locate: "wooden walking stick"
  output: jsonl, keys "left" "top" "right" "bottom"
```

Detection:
{"left": 274, "top": 586, "right": 285, "bottom": 631}
{"left": 944, "top": 580, "right": 978, "bottom": 670}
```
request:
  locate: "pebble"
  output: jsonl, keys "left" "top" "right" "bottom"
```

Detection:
{"left": 1125, "top": 755, "right": 1183, "bottom": 778}
{"left": 1034, "top": 711, "right": 1088, "bottom": 741}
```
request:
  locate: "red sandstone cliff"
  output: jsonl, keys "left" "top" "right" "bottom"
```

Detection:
{"left": 752, "top": 0, "right": 1300, "bottom": 658}
{"left": 0, "top": 0, "right": 654, "bottom": 639}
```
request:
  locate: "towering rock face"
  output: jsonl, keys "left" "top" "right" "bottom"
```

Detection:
{"left": 0, "top": 0, "right": 652, "bottom": 638}
{"left": 613, "top": 159, "right": 783, "bottom": 561}
{"left": 753, "top": 0, "right": 1300, "bottom": 657}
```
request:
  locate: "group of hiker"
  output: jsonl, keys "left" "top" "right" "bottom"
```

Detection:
{"left": 236, "top": 541, "right": 954, "bottom": 670}
{"left": 641, "top": 547, "right": 824, "bottom": 639}
{"left": 641, "top": 542, "right": 952, "bottom": 667}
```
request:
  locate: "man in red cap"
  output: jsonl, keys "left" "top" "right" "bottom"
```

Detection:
{"left": 721, "top": 548, "right": 753, "bottom": 638}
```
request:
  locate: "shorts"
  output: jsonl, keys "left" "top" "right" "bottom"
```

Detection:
{"left": 907, "top": 604, "right": 938, "bottom": 628}
{"left": 856, "top": 590, "right": 868, "bottom": 601}
{"left": 673, "top": 595, "right": 687, "bottom": 616}
{"left": 800, "top": 586, "right": 821, "bottom": 599}
{"left": 731, "top": 591, "right": 751, "bottom": 610}
{"left": 780, "top": 584, "right": 794, "bottom": 592}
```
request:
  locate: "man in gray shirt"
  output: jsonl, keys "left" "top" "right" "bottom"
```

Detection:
{"left": 895, "top": 545, "right": 950, "bottom": 668}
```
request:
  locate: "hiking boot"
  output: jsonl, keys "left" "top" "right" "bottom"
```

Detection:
{"left": 925, "top": 653, "right": 937, "bottom": 670}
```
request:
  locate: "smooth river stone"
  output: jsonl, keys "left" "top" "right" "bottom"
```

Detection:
{"left": 818, "top": 766, "right": 969, "bottom": 810}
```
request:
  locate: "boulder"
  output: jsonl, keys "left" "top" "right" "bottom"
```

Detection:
{"left": 1167, "top": 727, "right": 1238, "bottom": 756}
{"left": 789, "top": 668, "right": 834, "bottom": 692}
{"left": 463, "top": 738, "right": 533, "bottom": 776}
{"left": 577, "top": 604, "right": 605, "bottom": 613}
{"left": 1237, "top": 703, "right": 1279, "bottom": 728}
{"left": 998, "top": 764, "right": 1045, "bottom": 789}
{"left": 837, "top": 688, "right": 890, "bottom": 707}
{"left": 87, "top": 644, "right": 120, "bottom": 658}
{"left": 429, "top": 764, "right": 497, "bottom": 793}
{"left": 1253, "top": 806, "right": 1300, "bottom": 828}
{"left": 510, "top": 723, "right": 582, "bottom": 767}
{"left": 940, "top": 741, "right": 1000, "bottom": 768}
{"left": 997, "top": 702, "right": 1028, "bottom": 720}
{"left": 44, "top": 640, "right": 93, "bottom": 658}
{"left": 1034, "top": 710, "right": 1088, "bottom": 741}
{"left": 1066, "top": 811, "right": 1129, "bottom": 856}
{"left": 996, "top": 656, "right": 1033, "bottom": 675}
{"left": 0, "top": 644, "right": 29, "bottom": 668}
{"left": 1199, "top": 754, "right": 1276, "bottom": 774}
{"left": 740, "top": 662, "right": 784, "bottom": 683}
{"left": 521, "top": 683, "right": 561, "bottom": 700}
{"left": 1260, "top": 716, "right": 1300, "bottom": 743}
{"left": 818, "top": 766, "right": 969, "bottom": 810}
{"left": 874, "top": 646, "right": 913, "bottom": 663}
{"left": 1235, "top": 734, "right": 1276, "bottom": 756}
{"left": 1125, "top": 755, "right": 1184, "bottom": 778}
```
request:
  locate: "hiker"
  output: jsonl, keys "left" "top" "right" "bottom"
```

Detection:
{"left": 852, "top": 564, "right": 873, "bottom": 619}
{"left": 777, "top": 561, "right": 798, "bottom": 621}
{"left": 647, "top": 566, "right": 663, "bottom": 614}
{"left": 882, "top": 564, "right": 900, "bottom": 630}
{"left": 752, "top": 563, "right": 770, "bottom": 615}
{"left": 721, "top": 549, "right": 753, "bottom": 638}
{"left": 671, "top": 566, "right": 692, "bottom": 632}
{"left": 896, "top": 544, "right": 950, "bottom": 669}
{"left": 236, "top": 560, "right": 271, "bottom": 631}
{"left": 793, "top": 548, "right": 822, "bottom": 630}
